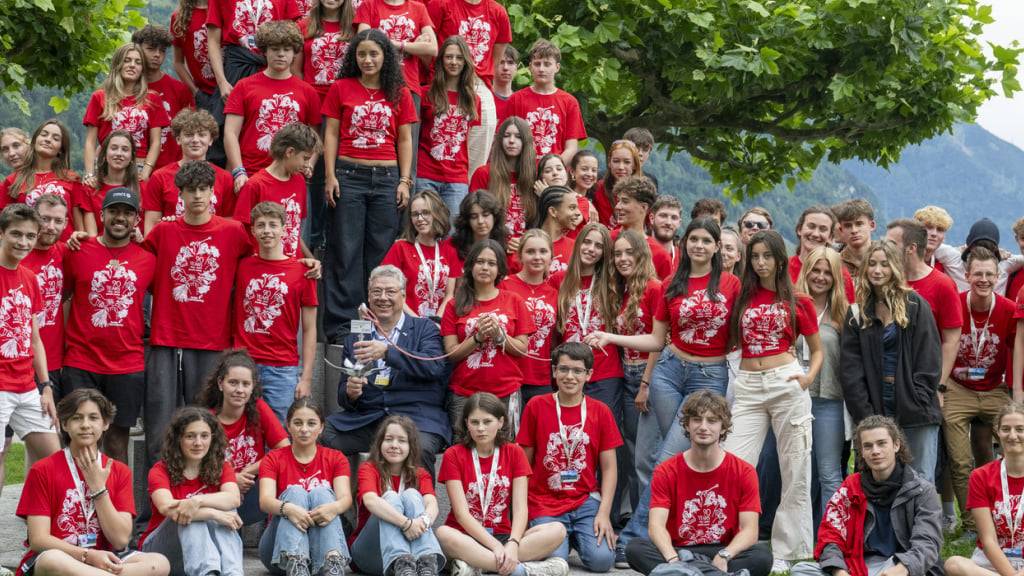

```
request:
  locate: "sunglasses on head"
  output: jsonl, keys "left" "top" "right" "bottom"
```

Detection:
{"left": 742, "top": 220, "right": 769, "bottom": 230}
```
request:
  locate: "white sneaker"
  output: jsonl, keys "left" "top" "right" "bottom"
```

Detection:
{"left": 771, "top": 558, "right": 791, "bottom": 574}
{"left": 943, "top": 514, "right": 959, "bottom": 534}
{"left": 521, "top": 557, "right": 570, "bottom": 576}
{"left": 450, "top": 558, "right": 481, "bottom": 576}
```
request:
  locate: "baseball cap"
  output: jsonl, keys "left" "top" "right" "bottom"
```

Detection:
{"left": 102, "top": 187, "right": 140, "bottom": 212}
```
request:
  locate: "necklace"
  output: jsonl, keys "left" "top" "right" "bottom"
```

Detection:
{"left": 360, "top": 79, "right": 381, "bottom": 100}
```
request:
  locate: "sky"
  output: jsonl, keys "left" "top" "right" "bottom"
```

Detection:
{"left": 976, "top": 0, "right": 1024, "bottom": 148}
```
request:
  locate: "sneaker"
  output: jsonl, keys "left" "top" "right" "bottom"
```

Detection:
{"left": 282, "top": 555, "right": 311, "bottom": 576}
{"left": 521, "top": 557, "right": 569, "bottom": 576}
{"left": 324, "top": 553, "right": 347, "bottom": 576}
{"left": 391, "top": 554, "right": 417, "bottom": 576}
{"left": 955, "top": 529, "right": 979, "bottom": 546}
{"left": 614, "top": 545, "right": 630, "bottom": 569}
{"left": 943, "top": 514, "right": 959, "bottom": 534}
{"left": 449, "top": 558, "right": 480, "bottom": 576}
{"left": 416, "top": 554, "right": 439, "bottom": 576}
{"left": 0, "top": 567, "right": 15, "bottom": 576}
{"left": 770, "top": 558, "right": 791, "bottom": 574}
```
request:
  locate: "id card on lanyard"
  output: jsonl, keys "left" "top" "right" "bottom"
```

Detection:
{"left": 574, "top": 289, "right": 593, "bottom": 338}
{"left": 471, "top": 447, "right": 499, "bottom": 530}
{"left": 1001, "top": 459, "right": 1024, "bottom": 551}
{"left": 64, "top": 448, "right": 100, "bottom": 548}
{"left": 967, "top": 293, "right": 996, "bottom": 380}
{"left": 554, "top": 394, "right": 586, "bottom": 484}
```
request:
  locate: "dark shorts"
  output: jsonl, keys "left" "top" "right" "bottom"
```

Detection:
{"left": 63, "top": 367, "right": 145, "bottom": 428}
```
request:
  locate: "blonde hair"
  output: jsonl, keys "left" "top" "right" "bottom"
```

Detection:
{"left": 795, "top": 245, "right": 848, "bottom": 328}
{"left": 855, "top": 240, "right": 910, "bottom": 328}
{"left": 100, "top": 44, "right": 149, "bottom": 121}
{"left": 913, "top": 205, "right": 953, "bottom": 231}
{"left": 517, "top": 228, "right": 552, "bottom": 259}
{"left": 558, "top": 222, "right": 618, "bottom": 332}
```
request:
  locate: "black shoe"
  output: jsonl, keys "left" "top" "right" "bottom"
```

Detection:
{"left": 416, "top": 554, "right": 439, "bottom": 576}
{"left": 391, "top": 554, "right": 417, "bottom": 576}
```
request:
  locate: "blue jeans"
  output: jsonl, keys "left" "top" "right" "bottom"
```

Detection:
{"left": 619, "top": 364, "right": 645, "bottom": 512}
{"left": 811, "top": 398, "right": 845, "bottom": 522}
{"left": 238, "top": 485, "right": 264, "bottom": 525}
{"left": 587, "top": 377, "right": 624, "bottom": 424}
{"left": 259, "top": 485, "right": 351, "bottom": 575}
{"left": 649, "top": 355, "right": 729, "bottom": 467}
{"left": 142, "top": 517, "right": 244, "bottom": 576}
{"left": 351, "top": 489, "right": 444, "bottom": 576}
{"left": 415, "top": 178, "right": 469, "bottom": 224}
{"left": 258, "top": 364, "right": 299, "bottom": 424}
{"left": 903, "top": 424, "right": 940, "bottom": 484}
{"left": 531, "top": 496, "right": 615, "bottom": 572}
{"left": 323, "top": 161, "right": 401, "bottom": 342}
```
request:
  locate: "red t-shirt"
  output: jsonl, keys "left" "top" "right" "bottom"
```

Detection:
{"left": 259, "top": 445, "right": 351, "bottom": 496}
{"left": 515, "top": 394, "right": 623, "bottom": 518}
{"left": 952, "top": 291, "right": 1015, "bottom": 391}
{"left": 968, "top": 459, "right": 1024, "bottom": 550}
{"left": 16, "top": 451, "right": 134, "bottom": 576}
{"left": 143, "top": 160, "right": 236, "bottom": 219}
{"left": 555, "top": 273, "right": 623, "bottom": 381}
{"left": 172, "top": 8, "right": 217, "bottom": 94}
{"left": 63, "top": 239, "right": 156, "bottom": 374}
{"left": 0, "top": 172, "right": 83, "bottom": 241}
{"left": 438, "top": 443, "right": 530, "bottom": 535}
{"left": 501, "top": 274, "right": 558, "bottom": 386}
{"left": 1008, "top": 270, "right": 1024, "bottom": 302}
{"left": 206, "top": 0, "right": 300, "bottom": 52}
{"left": 224, "top": 73, "right": 322, "bottom": 173}
{"left": 300, "top": 20, "right": 349, "bottom": 102}
{"left": 232, "top": 256, "right": 318, "bottom": 366}
{"left": 738, "top": 285, "right": 818, "bottom": 358}
{"left": 322, "top": 78, "right": 418, "bottom": 161}
{"left": 569, "top": 195, "right": 593, "bottom": 239}
{"left": 233, "top": 169, "right": 307, "bottom": 257}
{"left": 787, "top": 254, "right": 856, "bottom": 304}
{"left": 353, "top": 462, "right": 435, "bottom": 540}
{"left": 144, "top": 216, "right": 252, "bottom": 350}
{"left": 219, "top": 398, "right": 289, "bottom": 471}
{"left": 441, "top": 290, "right": 535, "bottom": 397}
{"left": 140, "top": 461, "right": 237, "bottom": 546}
{"left": 83, "top": 91, "right": 171, "bottom": 159}
{"left": 149, "top": 74, "right": 196, "bottom": 168}
{"left": 22, "top": 243, "right": 67, "bottom": 371}
{"left": 493, "top": 92, "right": 511, "bottom": 125}
{"left": 616, "top": 278, "right": 662, "bottom": 362}
{"left": 417, "top": 91, "right": 481, "bottom": 183}
{"left": 428, "top": 0, "right": 511, "bottom": 86}
{"left": 548, "top": 234, "right": 573, "bottom": 275}
{"left": 0, "top": 265, "right": 42, "bottom": 393}
{"left": 354, "top": 0, "right": 433, "bottom": 94}
{"left": 656, "top": 273, "right": 741, "bottom": 358}
{"left": 468, "top": 165, "right": 523, "bottom": 238}
{"left": 650, "top": 452, "right": 761, "bottom": 547}
{"left": 591, "top": 181, "right": 615, "bottom": 228}
{"left": 909, "top": 267, "right": 964, "bottom": 331}
{"left": 507, "top": 88, "right": 586, "bottom": 158}
{"left": 382, "top": 239, "right": 458, "bottom": 318}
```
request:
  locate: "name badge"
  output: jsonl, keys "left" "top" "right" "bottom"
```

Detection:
{"left": 1005, "top": 547, "right": 1023, "bottom": 558}
{"left": 968, "top": 367, "right": 987, "bottom": 381}
{"left": 484, "top": 527, "right": 494, "bottom": 535}
{"left": 79, "top": 533, "right": 98, "bottom": 548}
{"left": 560, "top": 470, "right": 580, "bottom": 484}
{"left": 374, "top": 373, "right": 390, "bottom": 388}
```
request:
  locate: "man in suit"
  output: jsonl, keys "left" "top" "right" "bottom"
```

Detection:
{"left": 322, "top": 265, "right": 450, "bottom": 476}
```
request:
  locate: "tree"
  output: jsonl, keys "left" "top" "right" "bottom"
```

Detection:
{"left": 509, "top": 0, "right": 1021, "bottom": 198}
{"left": 0, "top": 0, "right": 146, "bottom": 114}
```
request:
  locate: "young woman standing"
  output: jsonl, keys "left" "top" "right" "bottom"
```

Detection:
{"left": 469, "top": 116, "right": 536, "bottom": 243}
{"left": 592, "top": 140, "right": 640, "bottom": 227}
{"left": 86, "top": 131, "right": 140, "bottom": 236}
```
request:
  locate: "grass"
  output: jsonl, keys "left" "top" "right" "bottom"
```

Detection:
{"left": 3, "top": 443, "right": 25, "bottom": 486}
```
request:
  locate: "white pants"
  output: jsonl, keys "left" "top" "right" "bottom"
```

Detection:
{"left": 0, "top": 389, "right": 55, "bottom": 437}
{"left": 722, "top": 361, "right": 814, "bottom": 560}
{"left": 468, "top": 78, "right": 497, "bottom": 176}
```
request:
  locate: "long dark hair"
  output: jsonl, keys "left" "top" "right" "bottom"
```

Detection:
{"left": 11, "top": 120, "right": 76, "bottom": 199}
{"left": 338, "top": 28, "right": 405, "bottom": 103}
{"left": 666, "top": 217, "right": 723, "bottom": 301}
{"left": 486, "top": 116, "right": 536, "bottom": 211}
{"left": 162, "top": 407, "right": 229, "bottom": 486}
{"left": 198, "top": 350, "right": 263, "bottom": 441}
{"left": 452, "top": 190, "right": 506, "bottom": 261}
{"left": 368, "top": 415, "right": 422, "bottom": 494}
{"left": 428, "top": 36, "right": 478, "bottom": 122}
{"left": 454, "top": 239, "right": 507, "bottom": 316}
{"left": 729, "top": 230, "right": 796, "bottom": 349}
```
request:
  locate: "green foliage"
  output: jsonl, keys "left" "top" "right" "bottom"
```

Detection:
{"left": 0, "top": 0, "right": 147, "bottom": 113}
{"left": 509, "top": 0, "right": 1021, "bottom": 199}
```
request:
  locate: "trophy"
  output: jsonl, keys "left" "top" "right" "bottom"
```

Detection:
{"left": 338, "top": 319, "right": 381, "bottom": 379}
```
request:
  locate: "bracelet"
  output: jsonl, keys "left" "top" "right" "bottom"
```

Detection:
{"left": 509, "top": 537, "right": 521, "bottom": 546}
{"left": 231, "top": 166, "right": 247, "bottom": 179}
{"left": 473, "top": 332, "right": 484, "bottom": 344}
{"left": 83, "top": 172, "right": 95, "bottom": 180}
{"left": 144, "top": 161, "right": 155, "bottom": 168}
{"left": 89, "top": 487, "right": 109, "bottom": 500}
{"left": 666, "top": 555, "right": 679, "bottom": 563}
{"left": 640, "top": 380, "right": 650, "bottom": 386}
{"left": 279, "top": 501, "right": 289, "bottom": 517}
{"left": 399, "top": 176, "right": 414, "bottom": 186}
{"left": 403, "top": 517, "right": 413, "bottom": 531}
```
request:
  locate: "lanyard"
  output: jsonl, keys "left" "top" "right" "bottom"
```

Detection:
{"left": 1001, "top": 459, "right": 1024, "bottom": 544}
{"left": 968, "top": 292, "right": 996, "bottom": 357}
{"left": 574, "top": 288, "right": 593, "bottom": 337}
{"left": 64, "top": 448, "right": 100, "bottom": 527}
{"left": 471, "top": 447, "right": 499, "bottom": 523}
{"left": 414, "top": 241, "right": 442, "bottom": 305}
{"left": 553, "top": 394, "right": 587, "bottom": 459}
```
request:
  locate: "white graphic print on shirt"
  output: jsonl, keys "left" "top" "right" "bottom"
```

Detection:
{"left": 255, "top": 93, "right": 301, "bottom": 152}
{"left": 0, "top": 285, "right": 32, "bottom": 359}
{"left": 616, "top": 306, "right": 646, "bottom": 362}
{"left": 170, "top": 237, "right": 221, "bottom": 303}
{"left": 289, "top": 469, "right": 331, "bottom": 492}
{"left": 429, "top": 105, "right": 470, "bottom": 161}
{"left": 158, "top": 97, "right": 173, "bottom": 146}
{"left": 113, "top": 105, "right": 150, "bottom": 148}
{"left": 226, "top": 433, "right": 258, "bottom": 470}
{"left": 350, "top": 100, "right": 393, "bottom": 149}
{"left": 88, "top": 262, "right": 139, "bottom": 328}
{"left": 243, "top": 272, "right": 289, "bottom": 334}
{"left": 311, "top": 33, "right": 346, "bottom": 86}
{"left": 25, "top": 181, "right": 70, "bottom": 207}
{"left": 677, "top": 289, "right": 729, "bottom": 345}
{"left": 526, "top": 106, "right": 560, "bottom": 154}
{"left": 282, "top": 195, "right": 302, "bottom": 257}
{"left": 824, "top": 486, "right": 851, "bottom": 539}
{"left": 677, "top": 485, "right": 728, "bottom": 545}
{"left": 464, "top": 313, "right": 509, "bottom": 369}
{"left": 232, "top": 0, "right": 274, "bottom": 50}
{"left": 993, "top": 491, "right": 1024, "bottom": 548}
{"left": 957, "top": 330, "right": 1001, "bottom": 372}
{"left": 465, "top": 468, "right": 509, "bottom": 526}
{"left": 414, "top": 258, "right": 449, "bottom": 317}
{"left": 542, "top": 423, "right": 588, "bottom": 490}
{"left": 34, "top": 259, "right": 62, "bottom": 328}
{"left": 194, "top": 28, "right": 214, "bottom": 81}
{"left": 564, "top": 289, "right": 604, "bottom": 341}
{"left": 505, "top": 187, "right": 524, "bottom": 238}
{"left": 458, "top": 16, "right": 492, "bottom": 64}
{"left": 524, "top": 296, "right": 555, "bottom": 355}
{"left": 380, "top": 14, "right": 418, "bottom": 43}
{"left": 740, "top": 302, "right": 788, "bottom": 355}
{"left": 57, "top": 488, "right": 99, "bottom": 544}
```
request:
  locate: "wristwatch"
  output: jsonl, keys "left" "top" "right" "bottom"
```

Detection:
{"left": 717, "top": 550, "right": 733, "bottom": 561}
{"left": 38, "top": 380, "right": 54, "bottom": 392}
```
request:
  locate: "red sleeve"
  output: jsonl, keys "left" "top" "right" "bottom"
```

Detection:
{"left": 220, "top": 462, "right": 238, "bottom": 485}
{"left": 148, "top": 462, "right": 172, "bottom": 493}
{"left": 440, "top": 302, "right": 458, "bottom": 337}
{"left": 329, "top": 449, "right": 351, "bottom": 479}
{"left": 437, "top": 446, "right": 462, "bottom": 483}
{"left": 110, "top": 461, "right": 136, "bottom": 516}
{"left": 396, "top": 88, "right": 418, "bottom": 126}
{"left": 416, "top": 468, "right": 436, "bottom": 496}
{"left": 283, "top": 0, "right": 300, "bottom": 20}
{"left": 507, "top": 444, "right": 531, "bottom": 478}
{"left": 357, "top": 461, "right": 381, "bottom": 499}
{"left": 146, "top": 94, "right": 172, "bottom": 127}
{"left": 492, "top": 3, "right": 511, "bottom": 43}
{"left": 513, "top": 397, "right": 537, "bottom": 447}
{"left": 381, "top": 242, "right": 403, "bottom": 268}
{"left": 141, "top": 176, "right": 162, "bottom": 212}
{"left": 795, "top": 295, "right": 819, "bottom": 337}
{"left": 654, "top": 287, "right": 670, "bottom": 323}
{"left": 966, "top": 465, "right": 993, "bottom": 510}
{"left": 83, "top": 91, "right": 104, "bottom": 127}
{"left": 736, "top": 460, "right": 761, "bottom": 513}
{"left": 510, "top": 293, "right": 535, "bottom": 336}
{"left": 223, "top": 79, "right": 247, "bottom": 116}
{"left": 16, "top": 460, "right": 52, "bottom": 518}
{"left": 206, "top": 0, "right": 225, "bottom": 28}
{"left": 416, "top": 2, "right": 434, "bottom": 28}
{"left": 937, "top": 281, "right": 964, "bottom": 330}
{"left": 654, "top": 250, "right": 671, "bottom": 280}
{"left": 302, "top": 83, "right": 322, "bottom": 126}
{"left": 596, "top": 402, "right": 624, "bottom": 451}
{"left": 648, "top": 458, "right": 674, "bottom": 510}
{"left": 469, "top": 165, "right": 489, "bottom": 191}
{"left": 233, "top": 179, "right": 256, "bottom": 223}
{"left": 258, "top": 400, "right": 288, "bottom": 447}
{"left": 643, "top": 280, "right": 661, "bottom": 318}
{"left": 321, "top": 81, "right": 344, "bottom": 119}
{"left": 426, "top": 0, "right": 444, "bottom": 34}
{"left": 300, "top": 275, "right": 318, "bottom": 307}
{"left": 352, "top": 0, "right": 375, "bottom": 25}
{"left": 563, "top": 94, "right": 586, "bottom": 140}
{"left": 259, "top": 449, "right": 280, "bottom": 479}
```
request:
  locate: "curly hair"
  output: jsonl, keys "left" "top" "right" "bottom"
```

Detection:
{"left": 198, "top": 349, "right": 264, "bottom": 442}
{"left": 95, "top": 130, "right": 140, "bottom": 194}
{"left": 171, "top": 108, "right": 219, "bottom": 140}
{"left": 451, "top": 190, "right": 506, "bottom": 261}
{"left": 171, "top": 0, "right": 202, "bottom": 38}
{"left": 255, "top": 20, "right": 303, "bottom": 53}
{"left": 680, "top": 390, "right": 732, "bottom": 442}
{"left": 162, "top": 407, "right": 229, "bottom": 486}
{"left": 854, "top": 415, "right": 912, "bottom": 469}
{"left": 175, "top": 159, "right": 215, "bottom": 191}
{"left": 338, "top": 28, "right": 406, "bottom": 103}
{"left": 368, "top": 415, "right": 422, "bottom": 494}
{"left": 132, "top": 24, "right": 174, "bottom": 49}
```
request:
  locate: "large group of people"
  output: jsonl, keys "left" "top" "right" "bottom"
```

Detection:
{"left": 2, "top": 1, "right": 1024, "bottom": 576}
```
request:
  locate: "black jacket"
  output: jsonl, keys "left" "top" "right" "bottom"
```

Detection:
{"left": 839, "top": 292, "right": 942, "bottom": 428}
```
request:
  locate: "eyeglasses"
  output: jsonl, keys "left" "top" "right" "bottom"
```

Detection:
{"left": 742, "top": 221, "right": 769, "bottom": 230}
{"left": 369, "top": 288, "right": 402, "bottom": 298}
{"left": 411, "top": 211, "right": 432, "bottom": 220}
{"left": 555, "top": 366, "right": 588, "bottom": 376}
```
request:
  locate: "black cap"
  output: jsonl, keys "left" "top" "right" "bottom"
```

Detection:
{"left": 962, "top": 217, "right": 1000, "bottom": 261}
{"left": 101, "top": 187, "right": 140, "bottom": 212}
